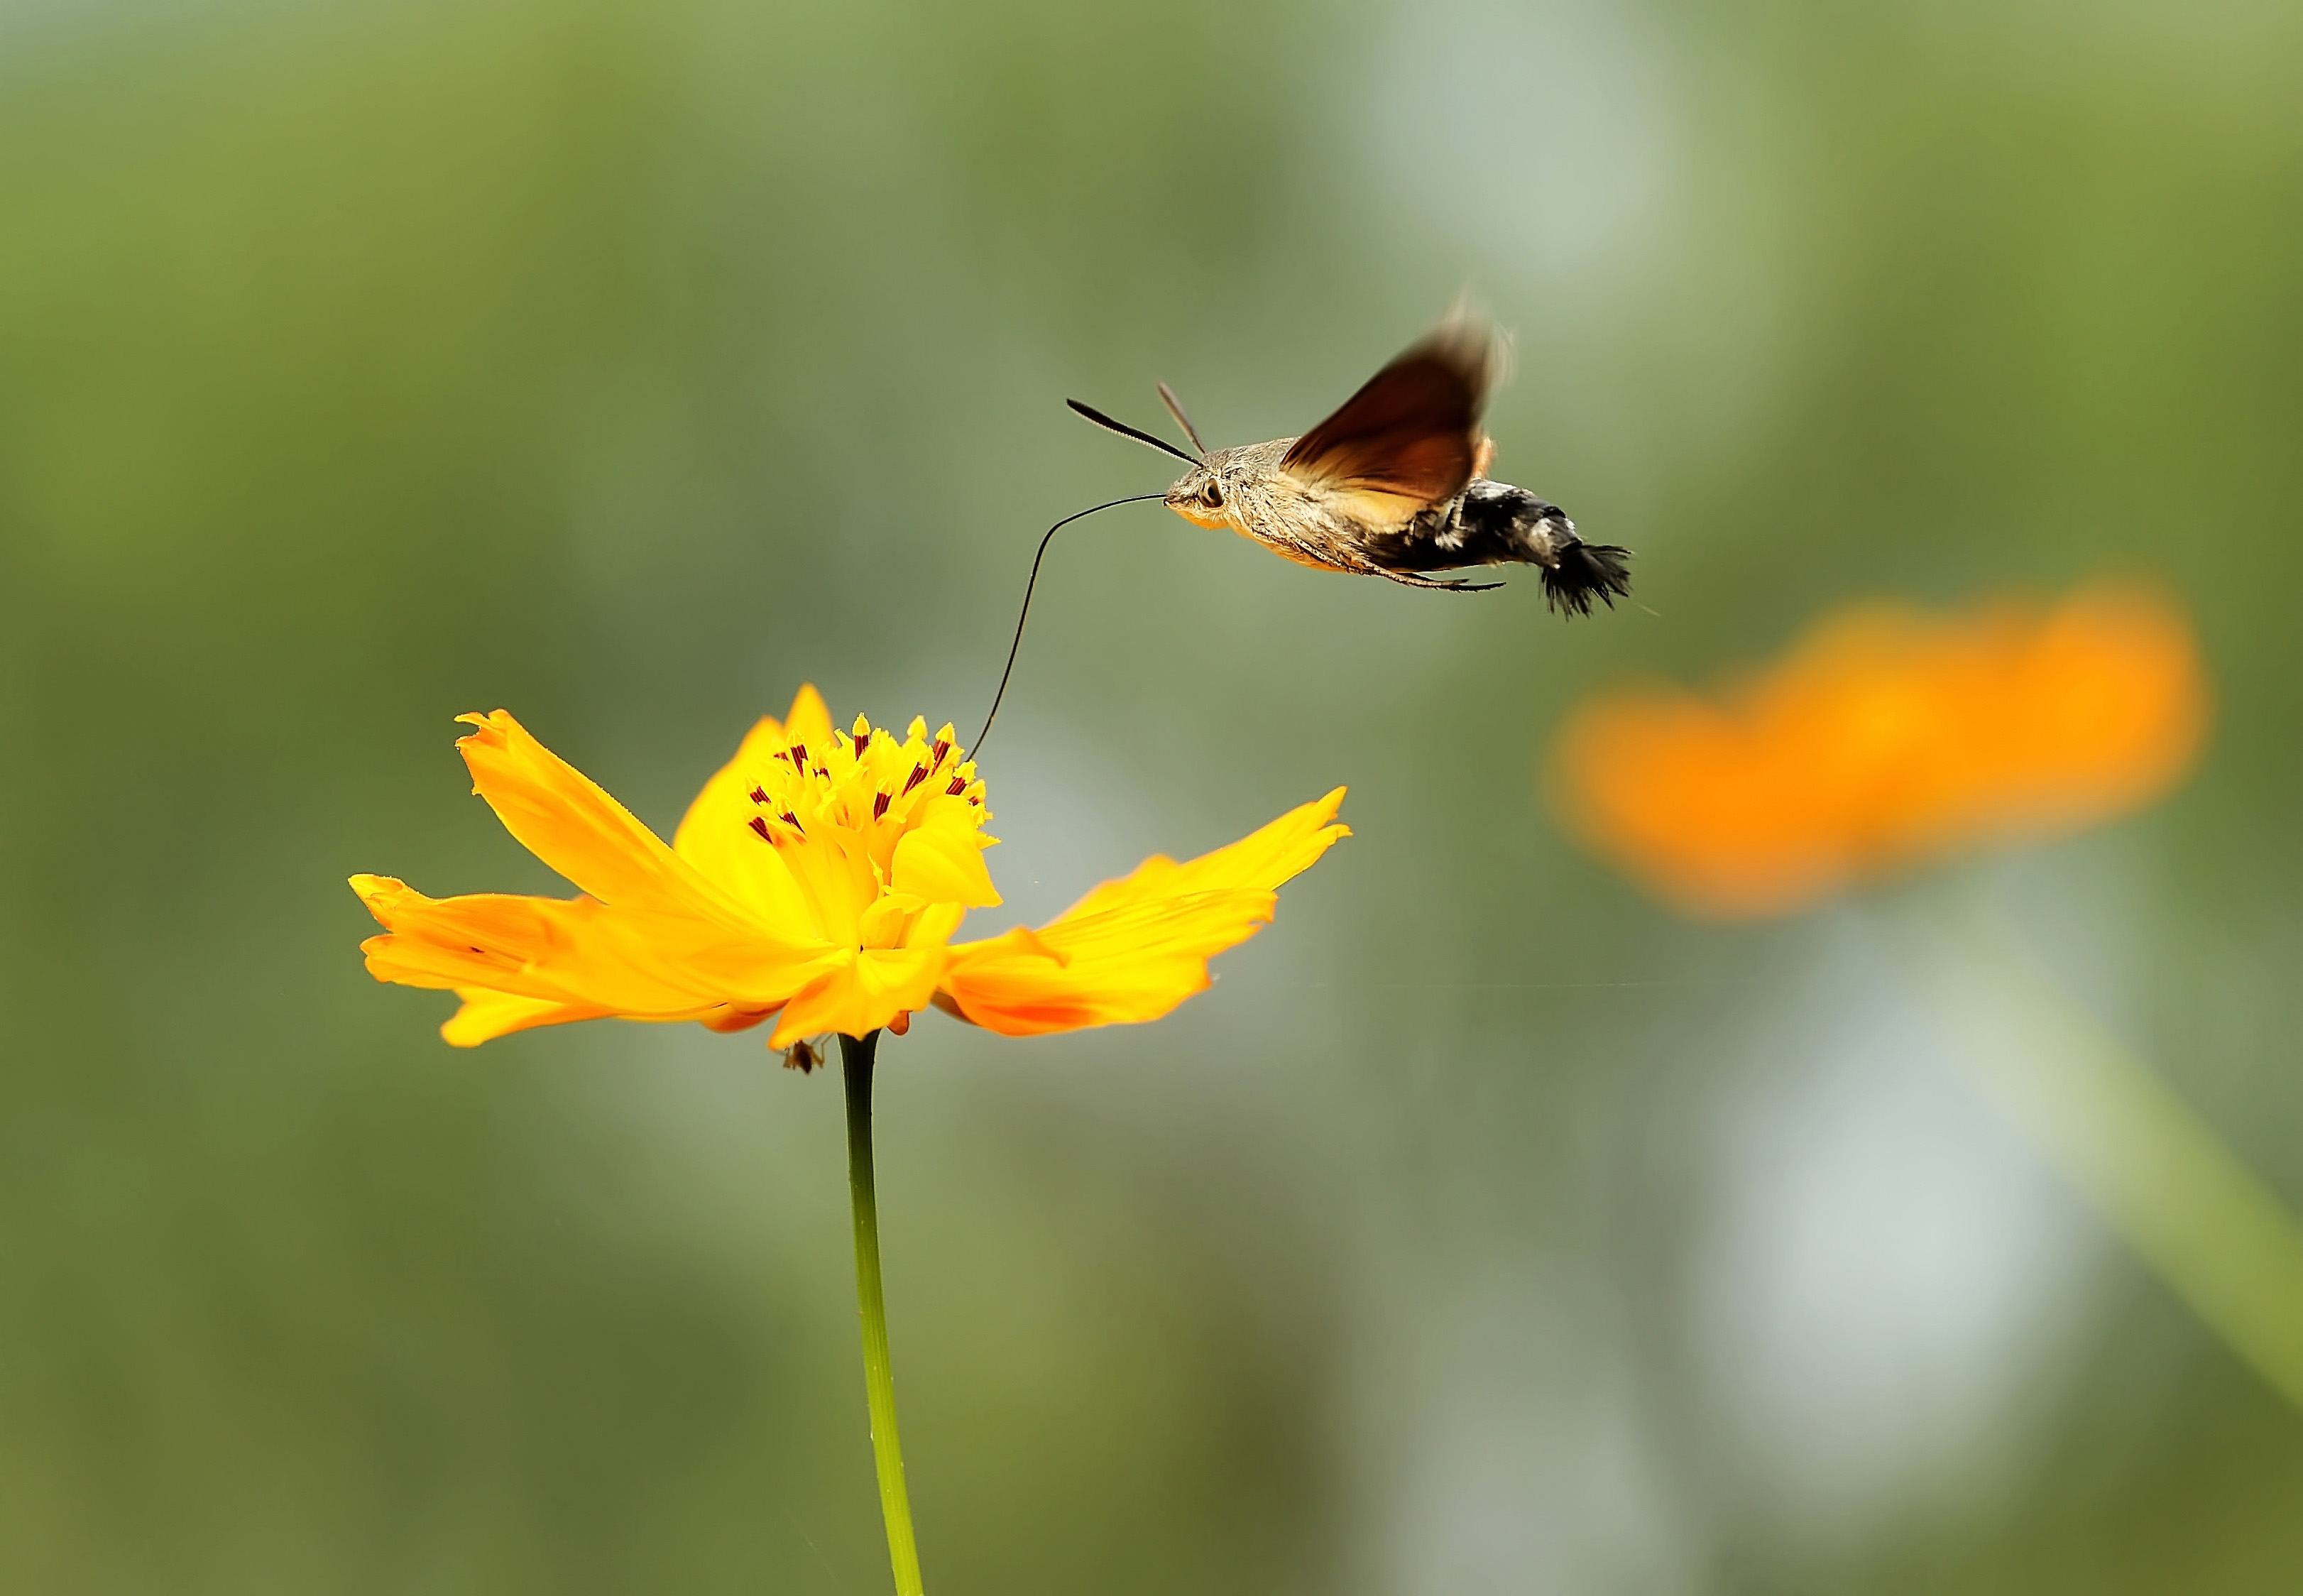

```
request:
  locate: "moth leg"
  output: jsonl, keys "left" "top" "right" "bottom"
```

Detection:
{"left": 1377, "top": 568, "right": 1504, "bottom": 592}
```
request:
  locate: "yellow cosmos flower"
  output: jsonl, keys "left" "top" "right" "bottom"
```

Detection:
{"left": 351, "top": 686, "right": 1347, "bottom": 1051}
{"left": 1546, "top": 583, "right": 2209, "bottom": 917}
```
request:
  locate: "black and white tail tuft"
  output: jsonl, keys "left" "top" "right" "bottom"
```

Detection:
{"left": 1538, "top": 537, "right": 1633, "bottom": 617}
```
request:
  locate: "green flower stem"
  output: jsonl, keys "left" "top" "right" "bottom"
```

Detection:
{"left": 1903, "top": 890, "right": 2303, "bottom": 1412}
{"left": 840, "top": 1029, "right": 927, "bottom": 1596}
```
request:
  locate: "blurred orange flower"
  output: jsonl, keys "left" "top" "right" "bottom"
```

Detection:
{"left": 1546, "top": 584, "right": 2209, "bottom": 917}
{"left": 353, "top": 687, "right": 1346, "bottom": 1049}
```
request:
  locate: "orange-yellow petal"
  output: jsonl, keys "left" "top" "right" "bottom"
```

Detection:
{"left": 889, "top": 797, "right": 1002, "bottom": 909}
{"left": 671, "top": 714, "right": 823, "bottom": 932}
{"left": 440, "top": 988, "right": 614, "bottom": 1046}
{"left": 936, "top": 789, "right": 1348, "bottom": 1037}
{"left": 939, "top": 889, "right": 1278, "bottom": 1036}
{"left": 782, "top": 683, "right": 836, "bottom": 751}
{"left": 1059, "top": 788, "right": 1349, "bottom": 919}
{"left": 769, "top": 944, "right": 951, "bottom": 1047}
{"left": 698, "top": 1005, "right": 779, "bottom": 1034}
{"left": 772, "top": 825, "right": 881, "bottom": 945}
{"left": 453, "top": 711, "right": 752, "bottom": 928}
{"left": 438, "top": 988, "right": 768, "bottom": 1046}
{"left": 351, "top": 874, "right": 836, "bottom": 1015}
{"left": 905, "top": 900, "right": 968, "bottom": 950}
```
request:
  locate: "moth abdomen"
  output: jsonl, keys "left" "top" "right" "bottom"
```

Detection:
{"left": 1367, "top": 479, "right": 1632, "bottom": 613}
{"left": 1456, "top": 479, "right": 1576, "bottom": 564}
{"left": 1460, "top": 482, "right": 1632, "bottom": 614}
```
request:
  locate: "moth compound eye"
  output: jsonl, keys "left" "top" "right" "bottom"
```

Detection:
{"left": 1201, "top": 483, "right": 1224, "bottom": 509}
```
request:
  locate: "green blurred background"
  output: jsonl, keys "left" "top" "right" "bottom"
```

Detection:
{"left": 4, "top": 0, "right": 2302, "bottom": 1589}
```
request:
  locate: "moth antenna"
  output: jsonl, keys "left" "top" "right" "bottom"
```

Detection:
{"left": 1066, "top": 398, "right": 1200, "bottom": 466}
{"left": 975, "top": 492, "right": 1169, "bottom": 755}
{"left": 1156, "top": 381, "right": 1208, "bottom": 459}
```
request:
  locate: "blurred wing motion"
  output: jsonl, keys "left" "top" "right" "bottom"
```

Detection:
{"left": 1280, "top": 317, "right": 1501, "bottom": 530}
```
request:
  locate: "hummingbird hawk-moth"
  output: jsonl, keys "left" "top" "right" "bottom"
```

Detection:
{"left": 1069, "top": 314, "right": 1633, "bottom": 610}
{"left": 970, "top": 315, "right": 1635, "bottom": 752}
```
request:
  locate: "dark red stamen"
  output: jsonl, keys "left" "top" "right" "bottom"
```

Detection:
{"left": 901, "top": 764, "right": 928, "bottom": 795}
{"left": 930, "top": 738, "right": 951, "bottom": 768}
{"left": 873, "top": 792, "right": 892, "bottom": 820}
{"left": 747, "top": 816, "right": 771, "bottom": 841}
{"left": 853, "top": 731, "right": 868, "bottom": 757}
{"left": 782, "top": 810, "right": 802, "bottom": 829}
{"left": 946, "top": 776, "right": 966, "bottom": 795}
{"left": 749, "top": 786, "right": 769, "bottom": 805}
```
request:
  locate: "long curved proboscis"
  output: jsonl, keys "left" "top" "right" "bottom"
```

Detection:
{"left": 974, "top": 493, "right": 1169, "bottom": 755}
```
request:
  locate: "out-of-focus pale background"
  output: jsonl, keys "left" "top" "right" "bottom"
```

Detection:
{"left": 4, "top": 0, "right": 2301, "bottom": 1590}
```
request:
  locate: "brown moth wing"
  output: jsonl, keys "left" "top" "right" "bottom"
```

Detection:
{"left": 1280, "top": 320, "right": 1499, "bottom": 532}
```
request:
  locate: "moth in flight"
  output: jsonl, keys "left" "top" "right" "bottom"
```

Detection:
{"left": 1071, "top": 314, "right": 1632, "bottom": 611}
{"left": 973, "top": 315, "right": 1634, "bottom": 751}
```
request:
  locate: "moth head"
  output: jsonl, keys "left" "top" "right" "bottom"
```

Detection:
{"left": 1164, "top": 464, "right": 1232, "bottom": 529}
{"left": 1066, "top": 385, "right": 1230, "bottom": 525}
